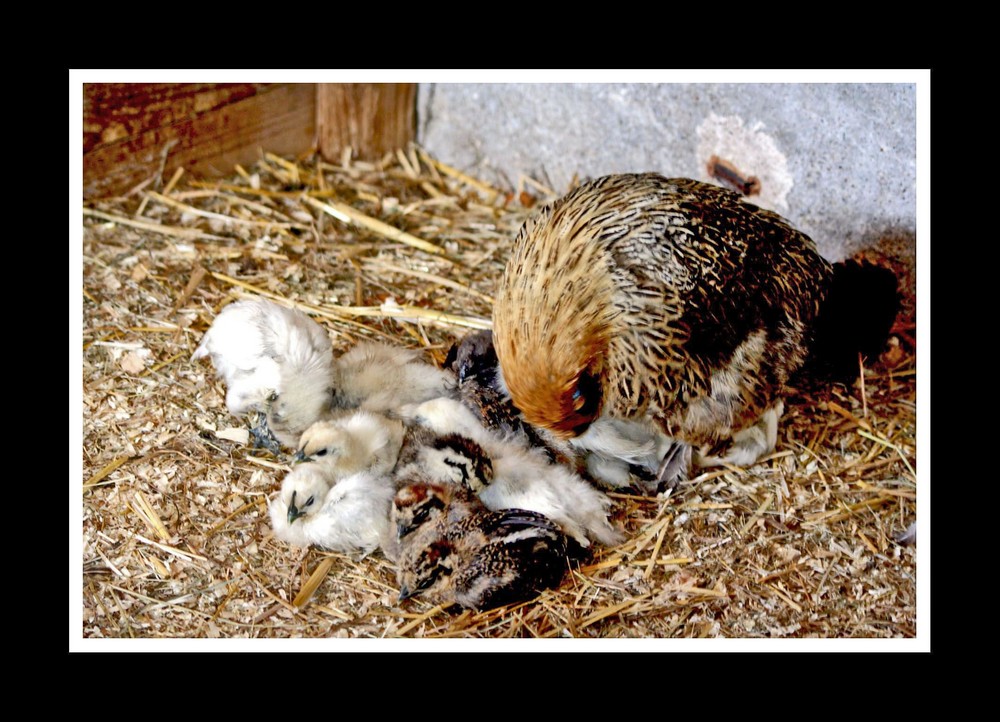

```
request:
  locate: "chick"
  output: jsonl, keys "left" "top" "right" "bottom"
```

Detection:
{"left": 571, "top": 416, "right": 675, "bottom": 489}
{"left": 392, "top": 481, "right": 571, "bottom": 611}
{"left": 267, "top": 340, "right": 457, "bottom": 451}
{"left": 443, "top": 330, "right": 545, "bottom": 445}
{"left": 269, "top": 463, "right": 396, "bottom": 555}
{"left": 294, "top": 410, "right": 405, "bottom": 480}
{"left": 192, "top": 297, "right": 335, "bottom": 448}
{"left": 492, "top": 173, "right": 899, "bottom": 488}
{"left": 402, "top": 431, "right": 496, "bottom": 489}
{"left": 398, "top": 397, "right": 623, "bottom": 548}
{"left": 329, "top": 341, "right": 456, "bottom": 413}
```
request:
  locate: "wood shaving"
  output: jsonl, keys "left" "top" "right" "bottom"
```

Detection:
{"left": 79, "top": 145, "right": 918, "bottom": 643}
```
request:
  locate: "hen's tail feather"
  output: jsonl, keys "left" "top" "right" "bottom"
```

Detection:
{"left": 803, "top": 259, "right": 901, "bottom": 382}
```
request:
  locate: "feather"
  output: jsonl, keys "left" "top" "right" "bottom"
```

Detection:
{"left": 391, "top": 481, "right": 571, "bottom": 611}
{"left": 492, "top": 174, "right": 899, "bottom": 489}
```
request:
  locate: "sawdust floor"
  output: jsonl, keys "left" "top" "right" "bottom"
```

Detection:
{"left": 78, "top": 147, "right": 919, "bottom": 645}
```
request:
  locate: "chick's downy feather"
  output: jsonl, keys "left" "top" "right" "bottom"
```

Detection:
{"left": 492, "top": 174, "right": 899, "bottom": 485}
{"left": 330, "top": 341, "right": 456, "bottom": 413}
{"left": 269, "top": 340, "right": 456, "bottom": 450}
{"left": 398, "top": 397, "right": 622, "bottom": 547}
{"left": 391, "top": 481, "right": 570, "bottom": 611}
{"left": 192, "top": 298, "right": 333, "bottom": 415}
{"left": 294, "top": 410, "right": 405, "bottom": 480}
{"left": 269, "top": 463, "right": 396, "bottom": 555}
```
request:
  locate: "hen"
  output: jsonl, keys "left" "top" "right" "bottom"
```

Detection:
{"left": 492, "top": 173, "right": 899, "bottom": 488}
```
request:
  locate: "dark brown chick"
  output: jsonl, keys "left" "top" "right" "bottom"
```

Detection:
{"left": 443, "top": 330, "right": 553, "bottom": 451}
{"left": 391, "top": 481, "right": 571, "bottom": 611}
{"left": 493, "top": 173, "right": 899, "bottom": 488}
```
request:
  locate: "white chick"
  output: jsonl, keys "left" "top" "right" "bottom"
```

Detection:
{"left": 268, "top": 339, "right": 456, "bottom": 450}
{"left": 191, "top": 298, "right": 335, "bottom": 447}
{"left": 294, "top": 410, "right": 405, "bottom": 480}
{"left": 398, "top": 397, "right": 623, "bottom": 548}
{"left": 329, "top": 341, "right": 456, "bottom": 413}
{"left": 269, "top": 463, "right": 396, "bottom": 555}
{"left": 564, "top": 416, "right": 674, "bottom": 490}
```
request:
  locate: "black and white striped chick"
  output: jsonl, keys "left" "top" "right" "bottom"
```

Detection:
{"left": 398, "top": 397, "right": 623, "bottom": 548}
{"left": 391, "top": 481, "right": 571, "bottom": 611}
{"left": 408, "top": 432, "right": 497, "bottom": 490}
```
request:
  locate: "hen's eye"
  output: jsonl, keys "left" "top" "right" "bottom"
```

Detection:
{"left": 572, "top": 370, "right": 602, "bottom": 418}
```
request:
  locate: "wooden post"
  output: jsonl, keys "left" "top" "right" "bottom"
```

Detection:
{"left": 316, "top": 84, "right": 416, "bottom": 162}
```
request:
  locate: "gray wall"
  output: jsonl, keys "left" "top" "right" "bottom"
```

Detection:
{"left": 417, "top": 83, "right": 916, "bottom": 269}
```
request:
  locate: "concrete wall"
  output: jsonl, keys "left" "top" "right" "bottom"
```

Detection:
{"left": 417, "top": 83, "right": 916, "bottom": 269}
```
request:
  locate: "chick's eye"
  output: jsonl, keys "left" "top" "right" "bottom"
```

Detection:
{"left": 315, "top": 449, "right": 327, "bottom": 457}
{"left": 305, "top": 496, "right": 315, "bottom": 507}
{"left": 416, "top": 573, "right": 439, "bottom": 592}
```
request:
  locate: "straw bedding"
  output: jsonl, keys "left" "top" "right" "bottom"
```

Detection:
{"left": 79, "top": 146, "right": 917, "bottom": 641}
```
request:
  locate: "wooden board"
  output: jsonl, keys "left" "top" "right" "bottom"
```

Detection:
{"left": 83, "top": 83, "right": 316, "bottom": 199}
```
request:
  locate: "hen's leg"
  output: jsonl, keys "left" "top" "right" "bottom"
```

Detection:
{"left": 656, "top": 440, "right": 693, "bottom": 490}
{"left": 696, "top": 401, "right": 784, "bottom": 469}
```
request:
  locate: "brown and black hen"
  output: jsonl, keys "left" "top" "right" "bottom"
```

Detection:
{"left": 492, "top": 173, "right": 898, "bottom": 488}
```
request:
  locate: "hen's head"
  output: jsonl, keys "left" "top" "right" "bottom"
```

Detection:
{"left": 493, "top": 190, "right": 620, "bottom": 439}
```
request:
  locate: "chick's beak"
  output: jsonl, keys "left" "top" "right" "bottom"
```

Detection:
{"left": 287, "top": 504, "right": 305, "bottom": 525}
{"left": 398, "top": 585, "right": 412, "bottom": 602}
{"left": 287, "top": 491, "right": 304, "bottom": 524}
{"left": 292, "top": 450, "right": 310, "bottom": 464}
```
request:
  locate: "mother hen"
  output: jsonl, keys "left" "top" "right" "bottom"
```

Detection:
{"left": 492, "top": 173, "right": 898, "bottom": 488}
